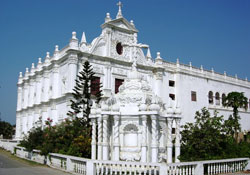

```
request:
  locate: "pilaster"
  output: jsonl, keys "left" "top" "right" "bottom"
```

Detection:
{"left": 97, "top": 116, "right": 103, "bottom": 160}
{"left": 167, "top": 118, "right": 173, "bottom": 163}
{"left": 91, "top": 118, "right": 97, "bottom": 160}
{"left": 141, "top": 115, "right": 147, "bottom": 162}
{"left": 151, "top": 114, "right": 158, "bottom": 163}
{"left": 175, "top": 118, "right": 181, "bottom": 163}
{"left": 68, "top": 53, "right": 78, "bottom": 93}
{"left": 113, "top": 115, "right": 120, "bottom": 161}
{"left": 102, "top": 115, "right": 109, "bottom": 160}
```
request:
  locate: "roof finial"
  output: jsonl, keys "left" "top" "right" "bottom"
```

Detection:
{"left": 116, "top": 1, "right": 123, "bottom": 19}
{"left": 146, "top": 48, "right": 152, "bottom": 59}
{"left": 105, "top": 13, "right": 111, "bottom": 22}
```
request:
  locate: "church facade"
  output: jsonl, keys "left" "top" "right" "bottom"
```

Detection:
{"left": 15, "top": 3, "right": 250, "bottom": 163}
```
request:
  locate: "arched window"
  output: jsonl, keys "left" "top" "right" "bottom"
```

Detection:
{"left": 123, "top": 124, "right": 138, "bottom": 147}
{"left": 222, "top": 93, "right": 226, "bottom": 105}
{"left": 215, "top": 92, "right": 220, "bottom": 105}
{"left": 208, "top": 91, "right": 213, "bottom": 104}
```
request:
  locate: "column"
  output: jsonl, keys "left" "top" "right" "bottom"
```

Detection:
{"left": 175, "top": 119, "right": 181, "bottom": 163}
{"left": 102, "top": 115, "right": 109, "bottom": 160}
{"left": 97, "top": 116, "right": 103, "bottom": 160}
{"left": 42, "top": 105, "right": 47, "bottom": 129}
{"left": 29, "top": 79, "right": 34, "bottom": 107}
{"left": 23, "top": 82, "right": 28, "bottom": 108}
{"left": 51, "top": 103, "right": 57, "bottom": 124}
{"left": 35, "top": 75, "right": 42, "bottom": 105}
{"left": 15, "top": 113, "right": 21, "bottom": 139}
{"left": 107, "top": 67, "right": 111, "bottom": 89}
{"left": 104, "top": 66, "right": 109, "bottom": 89}
{"left": 43, "top": 71, "right": 50, "bottom": 102}
{"left": 167, "top": 118, "right": 173, "bottom": 163}
{"left": 52, "top": 64, "right": 60, "bottom": 99}
{"left": 68, "top": 53, "right": 78, "bottom": 93}
{"left": 113, "top": 115, "right": 120, "bottom": 161}
{"left": 17, "top": 85, "right": 23, "bottom": 111}
{"left": 151, "top": 115, "right": 158, "bottom": 163}
{"left": 91, "top": 118, "right": 97, "bottom": 160}
{"left": 155, "top": 72, "right": 163, "bottom": 97}
{"left": 141, "top": 115, "right": 147, "bottom": 162}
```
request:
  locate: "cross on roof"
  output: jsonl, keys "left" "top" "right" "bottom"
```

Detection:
{"left": 116, "top": 1, "right": 123, "bottom": 19}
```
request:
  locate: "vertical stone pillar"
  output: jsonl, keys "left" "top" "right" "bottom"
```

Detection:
{"left": 15, "top": 114, "right": 21, "bottom": 139}
{"left": 23, "top": 82, "right": 28, "bottom": 108}
{"left": 68, "top": 53, "right": 78, "bottom": 93}
{"left": 113, "top": 115, "right": 120, "bottom": 161}
{"left": 29, "top": 79, "right": 34, "bottom": 107}
{"left": 97, "top": 116, "right": 103, "bottom": 160}
{"left": 91, "top": 118, "right": 97, "bottom": 160}
{"left": 151, "top": 115, "right": 158, "bottom": 163}
{"left": 175, "top": 119, "right": 181, "bottom": 163}
{"left": 107, "top": 67, "right": 111, "bottom": 89}
{"left": 17, "top": 85, "right": 23, "bottom": 111}
{"left": 41, "top": 105, "right": 47, "bottom": 129}
{"left": 155, "top": 72, "right": 163, "bottom": 97}
{"left": 167, "top": 118, "right": 173, "bottom": 163}
{"left": 35, "top": 75, "right": 42, "bottom": 105}
{"left": 52, "top": 64, "right": 60, "bottom": 99}
{"left": 141, "top": 115, "right": 147, "bottom": 162}
{"left": 43, "top": 71, "right": 50, "bottom": 102}
{"left": 51, "top": 103, "right": 57, "bottom": 124}
{"left": 102, "top": 115, "right": 109, "bottom": 160}
{"left": 104, "top": 66, "right": 109, "bottom": 89}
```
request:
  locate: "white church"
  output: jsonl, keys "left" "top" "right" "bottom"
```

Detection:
{"left": 15, "top": 2, "right": 250, "bottom": 163}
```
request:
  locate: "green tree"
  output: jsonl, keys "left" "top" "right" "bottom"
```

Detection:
{"left": 0, "top": 120, "right": 14, "bottom": 139}
{"left": 67, "top": 61, "right": 102, "bottom": 125}
{"left": 180, "top": 108, "right": 228, "bottom": 161}
{"left": 223, "top": 92, "right": 248, "bottom": 140}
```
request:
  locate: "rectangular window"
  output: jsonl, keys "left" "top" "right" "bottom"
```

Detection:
{"left": 115, "top": 78, "right": 124, "bottom": 94}
{"left": 169, "top": 94, "right": 175, "bottom": 101}
{"left": 169, "top": 80, "right": 175, "bottom": 87}
{"left": 191, "top": 91, "right": 197, "bottom": 101}
{"left": 91, "top": 76, "right": 100, "bottom": 95}
{"left": 172, "top": 128, "right": 176, "bottom": 134}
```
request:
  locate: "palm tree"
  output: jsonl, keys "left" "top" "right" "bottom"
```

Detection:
{"left": 223, "top": 92, "right": 248, "bottom": 140}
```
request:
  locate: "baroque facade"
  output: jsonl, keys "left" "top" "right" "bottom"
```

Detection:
{"left": 15, "top": 2, "right": 250, "bottom": 163}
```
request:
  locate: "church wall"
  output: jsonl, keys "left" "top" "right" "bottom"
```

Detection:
{"left": 177, "top": 73, "right": 250, "bottom": 131}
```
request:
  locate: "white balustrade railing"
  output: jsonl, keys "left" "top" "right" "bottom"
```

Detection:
{"left": 202, "top": 158, "right": 249, "bottom": 175}
{"left": 167, "top": 162, "right": 197, "bottom": 175}
{"left": 0, "top": 141, "right": 249, "bottom": 175}
{"left": 49, "top": 153, "right": 67, "bottom": 170}
{"left": 94, "top": 160, "right": 160, "bottom": 175}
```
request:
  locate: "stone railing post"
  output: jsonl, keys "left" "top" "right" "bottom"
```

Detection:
{"left": 66, "top": 157, "right": 73, "bottom": 172}
{"left": 195, "top": 162, "right": 204, "bottom": 175}
{"left": 86, "top": 160, "right": 95, "bottom": 175}
{"left": 159, "top": 163, "right": 167, "bottom": 175}
{"left": 246, "top": 158, "right": 250, "bottom": 171}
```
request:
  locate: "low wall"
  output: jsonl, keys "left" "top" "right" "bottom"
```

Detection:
{"left": 0, "top": 139, "right": 19, "bottom": 153}
{"left": 0, "top": 140, "right": 249, "bottom": 175}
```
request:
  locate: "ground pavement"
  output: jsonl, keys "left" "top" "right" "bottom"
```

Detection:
{"left": 0, "top": 149, "right": 70, "bottom": 175}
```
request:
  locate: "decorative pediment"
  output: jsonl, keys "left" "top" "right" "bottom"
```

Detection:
{"left": 102, "top": 18, "right": 138, "bottom": 33}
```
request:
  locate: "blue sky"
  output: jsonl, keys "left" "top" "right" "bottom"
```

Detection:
{"left": 0, "top": 0, "right": 250, "bottom": 124}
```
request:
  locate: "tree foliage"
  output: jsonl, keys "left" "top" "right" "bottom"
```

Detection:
{"left": 223, "top": 92, "right": 248, "bottom": 139}
{"left": 180, "top": 107, "right": 250, "bottom": 162}
{"left": 0, "top": 120, "right": 14, "bottom": 139}
{"left": 67, "top": 61, "right": 102, "bottom": 126}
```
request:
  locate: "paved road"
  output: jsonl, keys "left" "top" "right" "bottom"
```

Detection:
{"left": 0, "top": 150, "right": 70, "bottom": 175}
